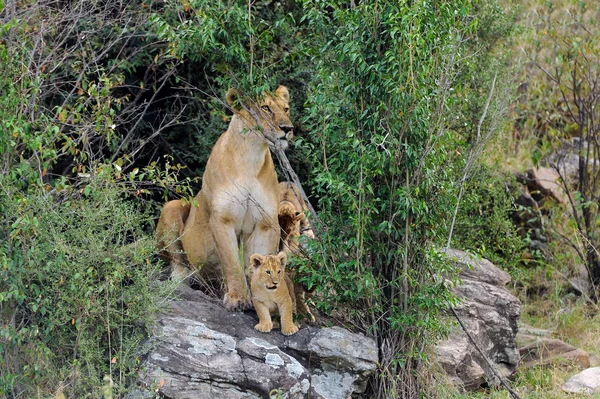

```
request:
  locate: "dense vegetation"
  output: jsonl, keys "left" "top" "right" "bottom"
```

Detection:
{"left": 7, "top": 0, "right": 599, "bottom": 398}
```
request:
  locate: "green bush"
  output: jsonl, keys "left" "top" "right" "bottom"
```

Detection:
{"left": 0, "top": 21, "right": 175, "bottom": 397}
{"left": 0, "top": 175, "right": 174, "bottom": 398}
{"left": 293, "top": 1, "right": 480, "bottom": 396}
{"left": 452, "top": 165, "right": 527, "bottom": 274}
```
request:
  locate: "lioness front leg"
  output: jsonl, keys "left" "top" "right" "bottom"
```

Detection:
{"left": 253, "top": 301, "right": 273, "bottom": 333}
{"left": 210, "top": 216, "right": 250, "bottom": 311}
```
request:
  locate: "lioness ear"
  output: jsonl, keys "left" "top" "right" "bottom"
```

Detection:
{"left": 250, "top": 254, "right": 264, "bottom": 269}
{"left": 276, "top": 251, "right": 287, "bottom": 267}
{"left": 275, "top": 85, "right": 289, "bottom": 103}
{"left": 226, "top": 88, "right": 242, "bottom": 111}
{"left": 293, "top": 211, "right": 305, "bottom": 223}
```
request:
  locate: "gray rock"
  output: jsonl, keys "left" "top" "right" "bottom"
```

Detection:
{"left": 139, "top": 286, "right": 378, "bottom": 398}
{"left": 522, "top": 167, "right": 568, "bottom": 204}
{"left": 547, "top": 137, "right": 599, "bottom": 184}
{"left": 435, "top": 249, "right": 521, "bottom": 391}
{"left": 562, "top": 367, "right": 600, "bottom": 394}
{"left": 442, "top": 248, "right": 511, "bottom": 286}
{"left": 519, "top": 337, "right": 590, "bottom": 369}
{"left": 515, "top": 325, "right": 553, "bottom": 349}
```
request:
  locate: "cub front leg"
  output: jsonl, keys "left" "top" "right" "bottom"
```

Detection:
{"left": 278, "top": 297, "right": 299, "bottom": 336}
{"left": 253, "top": 300, "right": 273, "bottom": 333}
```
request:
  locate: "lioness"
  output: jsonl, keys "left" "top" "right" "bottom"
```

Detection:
{"left": 250, "top": 252, "right": 298, "bottom": 336}
{"left": 156, "top": 86, "right": 294, "bottom": 311}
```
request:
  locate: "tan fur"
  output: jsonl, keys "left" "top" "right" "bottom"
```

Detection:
{"left": 277, "top": 181, "right": 316, "bottom": 323}
{"left": 250, "top": 252, "right": 298, "bottom": 336}
{"left": 278, "top": 181, "right": 314, "bottom": 252}
{"left": 156, "top": 86, "right": 294, "bottom": 311}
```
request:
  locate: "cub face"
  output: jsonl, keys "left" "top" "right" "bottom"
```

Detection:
{"left": 250, "top": 252, "right": 288, "bottom": 291}
{"left": 278, "top": 201, "right": 305, "bottom": 243}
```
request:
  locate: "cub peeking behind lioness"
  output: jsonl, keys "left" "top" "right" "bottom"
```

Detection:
{"left": 250, "top": 252, "right": 299, "bottom": 336}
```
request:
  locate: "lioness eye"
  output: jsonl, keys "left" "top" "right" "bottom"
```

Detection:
{"left": 284, "top": 107, "right": 289, "bottom": 113}
{"left": 261, "top": 105, "right": 271, "bottom": 113}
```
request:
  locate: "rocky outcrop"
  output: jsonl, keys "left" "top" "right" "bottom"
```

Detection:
{"left": 519, "top": 337, "right": 590, "bottom": 369}
{"left": 517, "top": 167, "right": 568, "bottom": 205}
{"left": 435, "top": 249, "right": 521, "bottom": 391}
{"left": 562, "top": 367, "right": 600, "bottom": 395}
{"left": 137, "top": 287, "right": 378, "bottom": 399}
{"left": 516, "top": 325, "right": 591, "bottom": 370}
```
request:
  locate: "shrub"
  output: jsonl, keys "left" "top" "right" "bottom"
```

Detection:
{"left": 452, "top": 165, "right": 526, "bottom": 274}
{"left": 0, "top": 175, "right": 174, "bottom": 398}
{"left": 0, "top": 18, "right": 176, "bottom": 397}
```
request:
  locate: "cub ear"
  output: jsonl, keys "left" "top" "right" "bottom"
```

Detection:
{"left": 226, "top": 88, "right": 242, "bottom": 111}
{"left": 276, "top": 251, "right": 287, "bottom": 267}
{"left": 293, "top": 211, "right": 306, "bottom": 223}
{"left": 275, "top": 85, "right": 289, "bottom": 103}
{"left": 250, "top": 254, "right": 264, "bottom": 269}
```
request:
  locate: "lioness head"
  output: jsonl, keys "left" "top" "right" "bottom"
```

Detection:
{"left": 226, "top": 85, "right": 293, "bottom": 151}
{"left": 250, "top": 252, "right": 287, "bottom": 291}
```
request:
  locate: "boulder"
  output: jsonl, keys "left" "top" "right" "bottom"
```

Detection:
{"left": 519, "top": 337, "right": 590, "bottom": 369}
{"left": 520, "top": 167, "right": 568, "bottom": 205}
{"left": 547, "top": 137, "right": 599, "bottom": 183}
{"left": 435, "top": 249, "right": 521, "bottom": 391}
{"left": 514, "top": 325, "right": 552, "bottom": 348}
{"left": 562, "top": 367, "right": 600, "bottom": 394}
{"left": 138, "top": 287, "right": 378, "bottom": 399}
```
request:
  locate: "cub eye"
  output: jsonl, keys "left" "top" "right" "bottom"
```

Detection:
{"left": 277, "top": 270, "right": 281, "bottom": 275}
{"left": 266, "top": 270, "right": 271, "bottom": 275}
{"left": 261, "top": 105, "right": 271, "bottom": 113}
{"left": 284, "top": 107, "right": 289, "bottom": 113}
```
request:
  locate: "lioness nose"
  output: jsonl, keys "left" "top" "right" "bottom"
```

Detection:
{"left": 280, "top": 124, "right": 293, "bottom": 134}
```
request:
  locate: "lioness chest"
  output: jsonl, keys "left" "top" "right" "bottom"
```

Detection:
{"left": 212, "top": 179, "right": 278, "bottom": 236}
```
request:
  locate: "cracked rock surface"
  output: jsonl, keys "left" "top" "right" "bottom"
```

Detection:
{"left": 435, "top": 249, "right": 521, "bottom": 391}
{"left": 139, "top": 287, "right": 378, "bottom": 398}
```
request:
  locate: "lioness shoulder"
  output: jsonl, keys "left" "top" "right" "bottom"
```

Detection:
{"left": 250, "top": 252, "right": 298, "bottom": 336}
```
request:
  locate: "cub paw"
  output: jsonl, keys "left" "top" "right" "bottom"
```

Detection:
{"left": 300, "top": 310, "right": 316, "bottom": 324}
{"left": 281, "top": 323, "right": 299, "bottom": 336}
{"left": 223, "top": 291, "right": 250, "bottom": 311}
{"left": 254, "top": 322, "right": 273, "bottom": 333}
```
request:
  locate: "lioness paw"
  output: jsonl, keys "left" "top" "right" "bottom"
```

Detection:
{"left": 224, "top": 291, "right": 251, "bottom": 311}
{"left": 255, "top": 322, "right": 273, "bottom": 333}
{"left": 281, "top": 323, "right": 299, "bottom": 336}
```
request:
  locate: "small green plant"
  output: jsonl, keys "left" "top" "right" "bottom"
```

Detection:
{"left": 0, "top": 19, "right": 178, "bottom": 397}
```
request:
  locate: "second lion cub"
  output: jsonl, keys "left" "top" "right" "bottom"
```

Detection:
{"left": 250, "top": 252, "right": 299, "bottom": 336}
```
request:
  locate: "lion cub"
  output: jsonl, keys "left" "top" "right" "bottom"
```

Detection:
{"left": 250, "top": 252, "right": 299, "bottom": 336}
